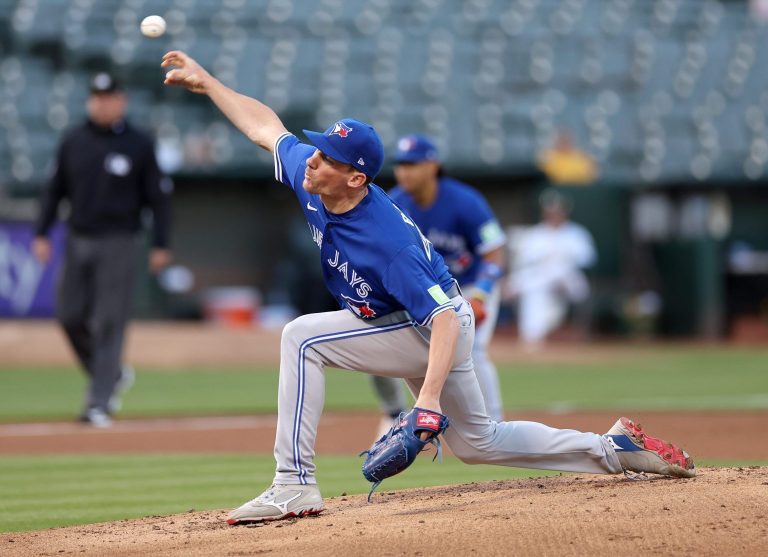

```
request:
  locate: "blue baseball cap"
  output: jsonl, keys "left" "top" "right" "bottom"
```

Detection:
{"left": 303, "top": 118, "right": 384, "bottom": 179}
{"left": 394, "top": 134, "right": 439, "bottom": 163}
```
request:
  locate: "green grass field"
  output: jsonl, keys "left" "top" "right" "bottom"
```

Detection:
{"left": 0, "top": 454, "right": 762, "bottom": 533}
{"left": 0, "top": 454, "right": 558, "bottom": 532}
{"left": 1, "top": 344, "right": 767, "bottom": 533}
{"left": 2, "top": 345, "right": 768, "bottom": 421}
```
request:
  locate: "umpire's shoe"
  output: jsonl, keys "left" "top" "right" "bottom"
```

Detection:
{"left": 227, "top": 484, "right": 325, "bottom": 524}
{"left": 606, "top": 417, "right": 696, "bottom": 478}
{"left": 108, "top": 365, "right": 136, "bottom": 414}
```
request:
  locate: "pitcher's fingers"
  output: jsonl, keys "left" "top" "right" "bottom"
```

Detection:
{"left": 162, "top": 50, "right": 184, "bottom": 61}
{"left": 163, "top": 69, "right": 185, "bottom": 83}
{"left": 161, "top": 55, "right": 183, "bottom": 68}
{"left": 161, "top": 51, "right": 186, "bottom": 67}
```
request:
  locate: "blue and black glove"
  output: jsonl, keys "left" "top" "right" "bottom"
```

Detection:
{"left": 360, "top": 407, "right": 449, "bottom": 501}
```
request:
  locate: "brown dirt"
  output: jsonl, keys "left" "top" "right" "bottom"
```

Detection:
{"left": 2, "top": 467, "right": 767, "bottom": 556}
{"left": 3, "top": 321, "right": 768, "bottom": 553}
{"left": 3, "top": 320, "right": 756, "bottom": 368}
{"left": 0, "top": 321, "right": 284, "bottom": 367}
{"left": 1, "top": 411, "right": 767, "bottom": 461}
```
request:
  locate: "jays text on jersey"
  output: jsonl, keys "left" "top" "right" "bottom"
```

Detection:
{"left": 388, "top": 178, "right": 505, "bottom": 286}
{"left": 274, "top": 133, "right": 455, "bottom": 326}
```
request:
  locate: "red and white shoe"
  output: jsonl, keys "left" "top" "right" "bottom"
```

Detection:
{"left": 227, "top": 484, "right": 325, "bottom": 524}
{"left": 605, "top": 417, "right": 696, "bottom": 478}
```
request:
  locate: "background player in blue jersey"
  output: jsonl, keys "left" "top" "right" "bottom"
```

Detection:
{"left": 371, "top": 134, "right": 506, "bottom": 431}
{"left": 162, "top": 49, "right": 695, "bottom": 525}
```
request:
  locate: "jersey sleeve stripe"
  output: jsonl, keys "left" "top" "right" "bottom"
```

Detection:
{"left": 419, "top": 302, "right": 453, "bottom": 327}
{"left": 273, "top": 132, "right": 292, "bottom": 184}
{"left": 476, "top": 236, "right": 507, "bottom": 255}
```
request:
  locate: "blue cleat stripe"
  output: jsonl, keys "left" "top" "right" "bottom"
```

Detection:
{"left": 607, "top": 434, "right": 644, "bottom": 452}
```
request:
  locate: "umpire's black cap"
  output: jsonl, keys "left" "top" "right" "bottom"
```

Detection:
{"left": 89, "top": 72, "right": 122, "bottom": 94}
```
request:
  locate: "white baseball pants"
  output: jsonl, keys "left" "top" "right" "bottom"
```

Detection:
{"left": 273, "top": 294, "right": 622, "bottom": 485}
{"left": 371, "top": 284, "right": 504, "bottom": 421}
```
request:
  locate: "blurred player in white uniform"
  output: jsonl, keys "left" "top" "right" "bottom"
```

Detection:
{"left": 508, "top": 189, "right": 596, "bottom": 347}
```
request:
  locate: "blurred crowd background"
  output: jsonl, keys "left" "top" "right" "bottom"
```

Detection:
{"left": 1, "top": 0, "right": 767, "bottom": 342}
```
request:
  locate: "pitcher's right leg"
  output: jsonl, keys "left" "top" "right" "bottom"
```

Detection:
{"left": 406, "top": 372, "right": 623, "bottom": 475}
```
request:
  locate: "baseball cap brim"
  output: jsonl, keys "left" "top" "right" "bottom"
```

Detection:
{"left": 303, "top": 129, "right": 355, "bottom": 167}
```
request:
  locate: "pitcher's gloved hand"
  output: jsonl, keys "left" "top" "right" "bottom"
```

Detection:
{"left": 469, "top": 296, "right": 487, "bottom": 325}
{"left": 360, "top": 407, "right": 449, "bottom": 501}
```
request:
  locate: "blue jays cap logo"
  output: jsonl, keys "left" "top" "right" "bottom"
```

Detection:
{"left": 394, "top": 133, "right": 439, "bottom": 163}
{"left": 341, "top": 294, "right": 376, "bottom": 319}
{"left": 398, "top": 137, "right": 417, "bottom": 152}
{"left": 329, "top": 121, "right": 353, "bottom": 138}
{"left": 303, "top": 118, "right": 384, "bottom": 178}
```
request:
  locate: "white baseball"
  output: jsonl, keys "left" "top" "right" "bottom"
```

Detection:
{"left": 140, "top": 15, "right": 166, "bottom": 38}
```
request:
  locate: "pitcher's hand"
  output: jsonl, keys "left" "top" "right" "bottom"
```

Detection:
{"left": 162, "top": 51, "right": 212, "bottom": 94}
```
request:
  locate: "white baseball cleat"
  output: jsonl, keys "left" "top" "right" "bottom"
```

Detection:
{"left": 605, "top": 417, "right": 696, "bottom": 478}
{"left": 227, "top": 484, "right": 325, "bottom": 524}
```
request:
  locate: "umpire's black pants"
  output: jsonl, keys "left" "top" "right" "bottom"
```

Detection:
{"left": 57, "top": 232, "right": 137, "bottom": 412}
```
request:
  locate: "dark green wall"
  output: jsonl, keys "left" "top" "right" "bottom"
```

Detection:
{"left": 133, "top": 174, "right": 766, "bottom": 338}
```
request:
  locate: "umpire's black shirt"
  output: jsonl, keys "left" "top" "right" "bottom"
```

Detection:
{"left": 36, "top": 119, "right": 171, "bottom": 248}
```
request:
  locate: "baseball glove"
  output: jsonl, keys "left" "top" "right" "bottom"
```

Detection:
{"left": 360, "top": 407, "right": 449, "bottom": 501}
{"left": 468, "top": 296, "right": 487, "bottom": 325}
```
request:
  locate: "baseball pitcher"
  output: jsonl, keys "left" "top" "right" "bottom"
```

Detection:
{"left": 161, "top": 50, "right": 695, "bottom": 524}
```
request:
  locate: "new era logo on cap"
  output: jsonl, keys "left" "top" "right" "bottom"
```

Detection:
{"left": 303, "top": 118, "right": 384, "bottom": 179}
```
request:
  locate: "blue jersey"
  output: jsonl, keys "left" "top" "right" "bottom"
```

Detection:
{"left": 274, "top": 133, "right": 455, "bottom": 325}
{"left": 388, "top": 178, "right": 506, "bottom": 286}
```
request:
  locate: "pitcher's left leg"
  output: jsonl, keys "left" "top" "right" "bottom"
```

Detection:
{"left": 273, "top": 310, "right": 429, "bottom": 485}
{"left": 272, "top": 314, "right": 332, "bottom": 486}
{"left": 232, "top": 310, "right": 429, "bottom": 523}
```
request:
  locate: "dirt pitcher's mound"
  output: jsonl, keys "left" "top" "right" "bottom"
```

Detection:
{"left": 4, "top": 467, "right": 767, "bottom": 556}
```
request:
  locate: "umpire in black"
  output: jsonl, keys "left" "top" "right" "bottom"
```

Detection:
{"left": 33, "top": 72, "right": 172, "bottom": 427}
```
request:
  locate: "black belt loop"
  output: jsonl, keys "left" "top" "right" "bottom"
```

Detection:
{"left": 445, "top": 280, "right": 461, "bottom": 299}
